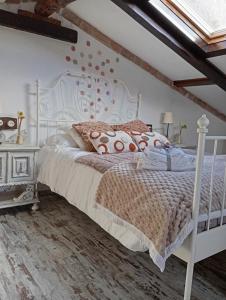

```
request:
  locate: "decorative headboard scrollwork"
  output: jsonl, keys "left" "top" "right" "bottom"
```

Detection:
{"left": 36, "top": 71, "right": 142, "bottom": 146}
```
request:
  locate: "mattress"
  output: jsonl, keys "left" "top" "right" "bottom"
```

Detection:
{"left": 38, "top": 146, "right": 148, "bottom": 252}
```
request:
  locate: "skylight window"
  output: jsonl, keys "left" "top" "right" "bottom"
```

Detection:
{"left": 159, "top": 0, "right": 226, "bottom": 44}
{"left": 172, "top": 0, "right": 226, "bottom": 36}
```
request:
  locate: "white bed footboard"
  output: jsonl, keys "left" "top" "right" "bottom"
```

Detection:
{"left": 183, "top": 115, "right": 226, "bottom": 300}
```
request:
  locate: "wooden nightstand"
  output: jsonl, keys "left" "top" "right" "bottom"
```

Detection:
{"left": 0, "top": 144, "right": 40, "bottom": 211}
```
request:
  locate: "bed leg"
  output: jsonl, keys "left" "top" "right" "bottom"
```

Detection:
{"left": 184, "top": 261, "right": 194, "bottom": 300}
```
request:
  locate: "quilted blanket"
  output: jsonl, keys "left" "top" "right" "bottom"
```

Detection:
{"left": 77, "top": 153, "right": 226, "bottom": 271}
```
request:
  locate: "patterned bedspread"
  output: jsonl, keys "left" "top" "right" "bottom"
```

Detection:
{"left": 76, "top": 153, "right": 226, "bottom": 271}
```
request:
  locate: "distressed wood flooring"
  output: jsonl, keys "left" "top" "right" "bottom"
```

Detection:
{"left": 0, "top": 192, "right": 225, "bottom": 300}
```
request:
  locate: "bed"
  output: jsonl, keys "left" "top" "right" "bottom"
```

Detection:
{"left": 35, "top": 72, "right": 226, "bottom": 300}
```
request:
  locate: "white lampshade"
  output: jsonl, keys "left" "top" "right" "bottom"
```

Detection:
{"left": 162, "top": 112, "right": 174, "bottom": 124}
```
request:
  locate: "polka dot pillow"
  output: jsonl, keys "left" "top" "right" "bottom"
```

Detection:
{"left": 89, "top": 131, "right": 139, "bottom": 154}
{"left": 130, "top": 131, "right": 170, "bottom": 151}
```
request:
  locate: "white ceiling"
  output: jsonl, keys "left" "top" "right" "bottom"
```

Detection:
{"left": 67, "top": 0, "right": 226, "bottom": 116}
{"left": 68, "top": 0, "right": 203, "bottom": 81}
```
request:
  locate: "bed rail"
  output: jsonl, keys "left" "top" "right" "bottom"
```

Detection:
{"left": 184, "top": 115, "right": 226, "bottom": 300}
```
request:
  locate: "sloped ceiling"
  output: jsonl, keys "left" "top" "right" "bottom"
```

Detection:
{"left": 67, "top": 0, "right": 226, "bottom": 114}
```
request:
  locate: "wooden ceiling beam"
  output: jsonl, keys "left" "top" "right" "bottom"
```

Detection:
{"left": 63, "top": 9, "right": 226, "bottom": 123}
{"left": 203, "top": 41, "right": 226, "bottom": 58}
{"left": 34, "top": 0, "right": 75, "bottom": 17}
{"left": 110, "top": 0, "right": 226, "bottom": 92}
{"left": 0, "top": 8, "right": 77, "bottom": 42}
{"left": 174, "top": 78, "right": 214, "bottom": 87}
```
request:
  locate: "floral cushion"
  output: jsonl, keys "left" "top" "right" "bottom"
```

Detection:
{"left": 89, "top": 130, "right": 139, "bottom": 154}
{"left": 112, "top": 120, "right": 150, "bottom": 133}
{"left": 72, "top": 121, "right": 113, "bottom": 151}
{"left": 130, "top": 131, "right": 170, "bottom": 151}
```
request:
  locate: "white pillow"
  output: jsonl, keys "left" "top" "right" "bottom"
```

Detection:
{"left": 67, "top": 128, "right": 87, "bottom": 150}
{"left": 46, "top": 133, "right": 77, "bottom": 147}
{"left": 130, "top": 131, "right": 170, "bottom": 151}
{"left": 89, "top": 130, "right": 139, "bottom": 154}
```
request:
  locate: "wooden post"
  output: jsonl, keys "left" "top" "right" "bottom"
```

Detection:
{"left": 184, "top": 115, "right": 209, "bottom": 300}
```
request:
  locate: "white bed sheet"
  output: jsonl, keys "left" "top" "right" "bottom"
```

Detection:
{"left": 38, "top": 145, "right": 148, "bottom": 252}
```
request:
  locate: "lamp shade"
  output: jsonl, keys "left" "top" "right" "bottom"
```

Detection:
{"left": 162, "top": 112, "right": 174, "bottom": 124}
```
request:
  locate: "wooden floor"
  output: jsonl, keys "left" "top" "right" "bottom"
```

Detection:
{"left": 0, "top": 193, "right": 225, "bottom": 300}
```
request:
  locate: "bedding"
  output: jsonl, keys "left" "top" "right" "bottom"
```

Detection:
{"left": 45, "top": 133, "right": 77, "bottom": 148}
{"left": 112, "top": 119, "right": 150, "bottom": 133}
{"left": 38, "top": 146, "right": 226, "bottom": 272}
{"left": 130, "top": 131, "right": 170, "bottom": 150}
{"left": 72, "top": 121, "right": 113, "bottom": 152}
{"left": 67, "top": 128, "right": 87, "bottom": 150}
{"left": 89, "top": 131, "right": 138, "bottom": 154}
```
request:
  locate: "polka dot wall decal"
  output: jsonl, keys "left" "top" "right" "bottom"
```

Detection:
{"left": 113, "top": 79, "right": 118, "bottom": 84}
{"left": 90, "top": 115, "right": 94, "bottom": 119}
{"left": 110, "top": 68, "right": 114, "bottom": 73}
{"left": 116, "top": 57, "right": 120, "bottom": 63}
{"left": 105, "top": 107, "right": 108, "bottom": 112}
{"left": 73, "top": 59, "right": 78, "bottom": 65}
{"left": 97, "top": 88, "right": 101, "bottom": 93}
{"left": 101, "top": 61, "right": 105, "bottom": 66}
{"left": 97, "top": 78, "right": 100, "bottom": 82}
{"left": 90, "top": 101, "right": 94, "bottom": 106}
{"left": 88, "top": 54, "right": 93, "bottom": 59}
{"left": 106, "top": 91, "right": 110, "bottom": 95}
{"left": 105, "top": 83, "right": 108, "bottom": 87}
{"left": 95, "top": 65, "right": 100, "bottom": 71}
{"left": 106, "top": 59, "right": 110, "bottom": 64}
{"left": 71, "top": 46, "right": 76, "bottom": 51}
{"left": 97, "top": 50, "right": 102, "bottom": 55}
{"left": 81, "top": 66, "right": 86, "bottom": 72}
{"left": 86, "top": 41, "right": 91, "bottom": 47}
{"left": 84, "top": 108, "right": 88, "bottom": 112}
{"left": 112, "top": 99, "right": 116, "bottom": 104}
{"left": 88, "top": 84, "right": 92, "bottom": 88}
{"left": 65, "top": 56, "right": 71, "bottom": 62}
{"left": 80, "top": 52, "right": 84, "bottom": 58}
{"left": 80, "top": 91, "right": 85, "bottom": 95}
{"left": 101, "top": 71, "right": 105, "bottom": 76}
{"left": 76, "top": 81, "right": 80, "bottom": 86}
{"left": 97, "top": 98, "right": 101, "bottom": 102}
{"left": 88, "top": 62, "right": 92, "bottom": 67}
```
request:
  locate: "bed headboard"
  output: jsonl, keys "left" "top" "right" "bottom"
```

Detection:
{"left": 35, "top": 71, "right": 142, "bottom": 146}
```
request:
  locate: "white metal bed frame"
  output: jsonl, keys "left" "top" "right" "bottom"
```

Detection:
{"left": 35, "top": 72, "right": 226, "bottom": 300}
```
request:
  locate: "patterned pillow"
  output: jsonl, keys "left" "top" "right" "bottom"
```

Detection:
{"left": 72, "top": 121, "right": 113, "bottom": 152}
{"left": 112, "top": 120, "right": 150, "bottom": 133}
{"left": 89, "top": 131, "right": 139, "bottom": 154}
{"left": 130, "top": 131, "right": 170, "bottom": 151}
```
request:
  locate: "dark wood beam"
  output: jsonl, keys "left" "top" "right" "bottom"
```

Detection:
{"left": 203, "top": 41, "right": 226, "bottom": 58}
{"left": 0, "top": 9, "right": 77, "bottom": 43}
{"left": 63, "top": 9, "right": 226, "bottom": 123}
{"left": 35, "top": 0, "right": 75, "bottom": 17}
{"left": 110, "top": 0, "right": 226, "bottom": 92}
{"left": 174, "top": 78, "right": 214, "bottom": 87}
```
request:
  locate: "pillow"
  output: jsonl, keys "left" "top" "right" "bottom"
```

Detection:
{"left": 89, "top": 130, "right": 139, "bottom": 154}
{"left": 72, "top": 121, "right": 113, "bottom": 152}
{"left": 67, "top": 128, "right": 87, "bottom": 150}
{"left": 45, "top": 133, "right": 77, "bottom": 147}
{"left": 112, "top": 120, "right": 150, "bottom": 133}
{"left": 130, "top": 131, "right": 170, "bottom": 151}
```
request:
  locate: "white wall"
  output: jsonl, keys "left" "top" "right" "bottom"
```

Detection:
{"left": 0, "top": 15, "right": 225, "bottom": 150}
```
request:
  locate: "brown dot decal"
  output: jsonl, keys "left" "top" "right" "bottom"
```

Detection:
{"left": 90, "top": 115, "right": 94, "bottom": 119}
{"left": 88, "top": 54, "right": 93, "bottom": 59}
{"left": 84, "top": 108, "right": 88, "bottom": 112}
{"left": 80, "top": 91, "right": 85, "bottom": 95}
{"left": 97, "top": 88, "right": 101, "bottom": 93}
{"left": 97, "top": 98, "right": 101, "bottom": 102}
{"left": 129, "top": 143, "right": 137, "bottom": 152}
{"left": 113, "top": 79, "right": 118, "bottom": 84}
{"left": 90, "top": 102, "right": 94, "bottom": 106}
{"left": 80, "top": 52, "right": 84, "bottom": 58}
{"left": 65, "top": 56, "right": 71, "bottom": 62}
{"left": 86, "top": 41, "right": 91, "bottom": 47}
{"left": 116, "top": 57, "right": 120, "bottom": 63}
{"left": 100, "top": 136, "right": 109, "bottom": 143}
{"left": 114, "top": 140, "right": 124, "bottom": 152}
{"left": 104, "top": 107, "right": 108, "bottom": 112}
{"left": 71, "top": 46, "right": 76, "bottom": 51}
{"left": 88, "top": 84, "right": 92, "bottom": 88}
{"left": 101, "top": 71, "right": 105, "bottom": 76}
{"left": 97, "top": 50, "right": 102, "bottom": 55}
{"left": 110, "top": 68, "right": 114, "bottom": 73}
{"left": 88, "top": 62, "right": 92, "bottom": 67}
{"left": 73, "top": 59, "right": 78, "bottom": 65}
{"left": 106, "top": 59, "right": 110, "bottom": 64}
{"left": 101, "top": 62, "right": 105, "bottom": 66}
{"left": 81, "top": 66, "right": 86, "bottom": 72}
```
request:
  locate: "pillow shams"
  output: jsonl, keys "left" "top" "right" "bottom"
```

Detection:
{"left": 89, "top": 130, "right": 139, "bottom": 154}
{"left": 130, "top": 131, "right": 170, "bottom": 151}
{"left": 45, "top": 133, "right": 78, "bottom": 147}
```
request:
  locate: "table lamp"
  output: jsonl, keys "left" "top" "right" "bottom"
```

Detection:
{"left": 162, "top": 112, "right": 174, "bottom": 138}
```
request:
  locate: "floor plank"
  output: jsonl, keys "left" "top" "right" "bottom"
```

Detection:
{"left": 0, "top": 193, "right": 225, "bottom": 300}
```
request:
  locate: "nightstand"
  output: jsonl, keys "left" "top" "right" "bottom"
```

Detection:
{"left": 0, "top": 144, "right": 40, "bottom": 211}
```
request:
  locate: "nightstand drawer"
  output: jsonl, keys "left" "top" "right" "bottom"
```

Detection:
{"left": 8, "top": 152, "right": 34, "bottom": 183}
{"left": 0, "top": 153, "right": 7, "bottom": 184}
